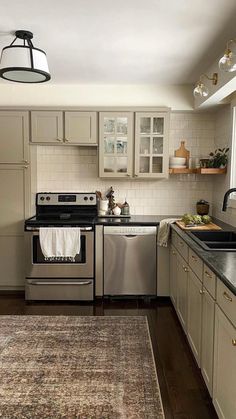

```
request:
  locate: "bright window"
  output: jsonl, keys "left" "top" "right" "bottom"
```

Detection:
{"left": 229, "top": 106, "right": 236, "bottom": 206}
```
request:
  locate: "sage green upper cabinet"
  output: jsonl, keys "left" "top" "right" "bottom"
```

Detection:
{"left": 31, "top": 111, "right": 63, "bottom": 143}
{"left": 135, "top": 112, "right": 169, "bottom": 178}
{"left": 99, "top": 112, "right": 133, "bottom": 178}
{"left": 65, "top": 111, "right": 97, "bottom": 145}
{"left": 0, "top": 111, "right": 29, "bottom": 163}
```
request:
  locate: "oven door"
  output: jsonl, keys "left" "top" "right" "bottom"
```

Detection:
{"left": 25, "top": 228, "right": 94, "bottom": 278}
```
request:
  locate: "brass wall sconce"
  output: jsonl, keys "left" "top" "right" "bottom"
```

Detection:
{"left": 219, "top": 39, "right": 236, "bottom": 72}
{"left": 193, "top": 73, "right": 218, "bottom": 98}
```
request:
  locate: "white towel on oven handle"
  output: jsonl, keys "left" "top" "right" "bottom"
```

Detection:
{"left": 39, "top": 227, "right": 81, "bottom": 261}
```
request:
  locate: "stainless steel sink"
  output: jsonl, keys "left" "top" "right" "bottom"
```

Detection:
{"left": 187, "top": 230, "right": 236, "bottom": 251}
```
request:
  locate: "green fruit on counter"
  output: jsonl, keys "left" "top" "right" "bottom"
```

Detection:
{"left": 202, "top": 215, "right": 211, "bottom": 224}
{"left": 181, "top": 213, "right": 194, "bottom": 225}
{"left": 192, "top": 215, "right": 202, "bottom": 224}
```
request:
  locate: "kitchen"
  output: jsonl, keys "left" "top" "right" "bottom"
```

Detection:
{"left": 0, "top": 1, "right": 236, "bottom": 418}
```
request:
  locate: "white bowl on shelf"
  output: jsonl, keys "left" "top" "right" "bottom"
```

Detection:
{"left": 169, "top": 165, "right": 187, "bottom": 169}
{"left": 169, "top": 156, "right": 186, "bottom": 165}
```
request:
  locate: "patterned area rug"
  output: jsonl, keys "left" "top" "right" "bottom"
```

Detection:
{"left": 0, "top": 316, "right": 164, "bottom": 419}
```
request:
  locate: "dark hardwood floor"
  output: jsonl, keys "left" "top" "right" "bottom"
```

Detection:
{"left": 0, "top": 295, "right": 217, "bottom": 419}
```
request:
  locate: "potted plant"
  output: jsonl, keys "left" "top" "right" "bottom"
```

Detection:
{"left": 208, "top": 147, "right": 229, "bottom": 168}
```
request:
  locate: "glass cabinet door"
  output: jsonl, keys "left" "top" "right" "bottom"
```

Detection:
{"left": 99, "top": 112, "right": 133, "bottom": 177}
{"left": 135, "top": 112, "right": 169, "bottom": 178}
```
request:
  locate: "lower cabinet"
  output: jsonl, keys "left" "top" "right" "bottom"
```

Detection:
{"left": 176, "top": 252, "right": 188, "bottom": 332}
{"left": 0, "top": 236, "right": 25, "bottom": 288}
{"left": 201, "top": 288, "right": 215, "bottom": 395}
{"left": 170, "top": 245, "right": 177, "bottom": 308}
{"left": 187, "top": 269, "right": 202, "bottom": 366}
{"left": 213, "top": 306, "right": 236, "bottom": 419}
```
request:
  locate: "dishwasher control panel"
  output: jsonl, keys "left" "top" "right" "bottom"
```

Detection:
{"left": 103, "top": 226, "right": 157, "bottom": 235}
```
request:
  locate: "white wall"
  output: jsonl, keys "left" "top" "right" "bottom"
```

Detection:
{"left": 36, "top": 111, "right": 215, "bottom": 216}
{"left": 0, "top": 84, "right": 193, "bottom": 110}
{"left": 212, "top": 105, "right": 236, "bottom": 226}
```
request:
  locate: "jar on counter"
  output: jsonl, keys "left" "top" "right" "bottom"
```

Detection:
{"left": 121, "top": 200, "right": 130, "bottom": 216}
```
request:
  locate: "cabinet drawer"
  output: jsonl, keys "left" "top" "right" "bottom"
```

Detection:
{"left": 217, "top": 279, "right": 236, "bottom": 327}
{"left": 176, "top": 235, "right": 188, "bottom": 262}
{"left": 189, "top": 248, "right": 203, "bottom": 280}
{"left": 203, "top": 264, "right": 216, "bottom": 299}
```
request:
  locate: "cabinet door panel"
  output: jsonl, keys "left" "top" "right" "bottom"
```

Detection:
{"left": 176, "top": 253, "right": 188, "bottom": 332}
{"left": 65, "top": 112, "right": 97, "bottom": 144}
{"left": 170, "top": 245, "right": 177, "bottom": 307}
{"left": 187, "top": 269, "right": 202, "bottom": 366}
{"left": 201, "top": 289, "right": 215, "bottom": 395}
{"left": 99, "top": 112, "right": 133, "bottom": 178}
{"left": 135, "top": 112, "right": 169, "bottom": 178}
{"left": 0, "top": 166, "right": 25, "bottom": 235}
{"left": 213, "top": 306, "right": 236, "bottom": 419}
{"left": 0, "top": 111, "right": 29, "bottom": 163}
{"left": 31, "top": 111, "right": 63, "bottom": 143}
{"left": 0, "top": 236, "right": 25, "bottom": 287}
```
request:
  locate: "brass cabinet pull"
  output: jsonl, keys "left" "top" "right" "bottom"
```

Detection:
{"left": 182, "top": 265, "right": 189, "bottom": 272}
{"left": 223, "top": 291, "right": 232, "bottom": 302}
{"left": 56, "top": 138, "right": 62, "bottom": 142}
{"left": 232, "top": 339, "right": 236, "bottom": 346}
{"left": 64, "top": 138, "right": 69, "bottom": 142}
{"left": 191, "top": 254, "right": 198, "bottom": 261}
{"left": 199, "top": 289, "right": 204, "bottom": 295}
{"left": 172, "top": 250, "right": 176, "bottom": 255}
{"left": 22, "top": 159, "right": 29, "bottom": 164}
{"left": 23, "top": 165, "right": 28, "bottom": 169}
{"left": 204, "top": 270, "right": 212, "bottom": 278}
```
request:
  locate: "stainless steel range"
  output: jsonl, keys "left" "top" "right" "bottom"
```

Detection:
{"left": 25, "top": 192, "right": 97, "bottom": 301}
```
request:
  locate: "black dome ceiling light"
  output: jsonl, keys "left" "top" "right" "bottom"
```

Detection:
{"left": 0, "top": 30, "right": 51, "bottom": 83}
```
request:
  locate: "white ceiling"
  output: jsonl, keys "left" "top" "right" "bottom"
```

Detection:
{"left": 0, "top": 0, "right": 236, "bottom": 85}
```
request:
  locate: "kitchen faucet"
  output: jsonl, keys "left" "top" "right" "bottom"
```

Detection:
{"left": 222, "top": 188, "right": 236, "bottom": 211}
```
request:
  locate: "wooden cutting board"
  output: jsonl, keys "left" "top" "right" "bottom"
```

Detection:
{"left": 176, "top": 221, "right": 222, "bottom": 231}
{"left": 175, "top": 141, "right": 190, "bottom": 163}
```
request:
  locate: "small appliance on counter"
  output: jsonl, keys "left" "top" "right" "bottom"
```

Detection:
{"left": 24, "top": 192, "right": 97, "bottom": 301}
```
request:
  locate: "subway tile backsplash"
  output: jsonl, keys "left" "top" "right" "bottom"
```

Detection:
{"left": 36, "top": 112, "right": 215, "bottom": 216}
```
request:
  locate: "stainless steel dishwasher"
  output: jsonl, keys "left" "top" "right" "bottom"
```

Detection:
{"left": 104, "top": 226, "right": 157, "bottom": 296}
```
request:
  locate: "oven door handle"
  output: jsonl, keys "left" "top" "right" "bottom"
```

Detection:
{"left": 27, "top": 280, "right": 93, "bottom": 286}
{"left": 25, "top": 227, "right": 93, "bottom": 232}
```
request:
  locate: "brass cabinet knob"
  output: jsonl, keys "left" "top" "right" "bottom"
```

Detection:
{"left": 191, "top": 255, "right": 198, "bottom": 261}
{"left": 232, "top": 339, "right": 236, "bottom": 346}
{"left": 64, "top": 138, "right": 69, "bottom": 142}
{"left": 56, "top": 138, "right": 62, "bottom": 142}
{"left": 199, "top": 289, "right": 204, "bottom": 295}
{"left": 223, "top": 291, "right": 232, "bottom": 302}
{"left": 204, "top": 270, "right": 212, "bottom": 278}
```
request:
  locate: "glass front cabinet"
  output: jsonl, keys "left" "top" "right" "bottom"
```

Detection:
{"left": 99, "top": 110, "right": 169, "bottom": 178}
{"left": 99, "top": 112, "right": 133, "bottom": 178}
{"left": 135, "top": 112, "right": 169, "bottom": 178}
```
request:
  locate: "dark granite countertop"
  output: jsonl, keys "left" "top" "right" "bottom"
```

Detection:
{"left": 171, "top": 220, "right": 236, "bottom": 296}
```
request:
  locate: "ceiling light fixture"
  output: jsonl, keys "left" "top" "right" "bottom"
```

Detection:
{"left": 219, "top": 39, "right": 236, "bottom": 72}
{"left": 0, "top": 30, "right": 50, "bottom": 83}
{"left": 193, "top": 73, "right": 218, "bottom": 98}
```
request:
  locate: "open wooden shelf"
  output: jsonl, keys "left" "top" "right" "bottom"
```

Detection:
{"left": 169, "top": 168, "right": 196, "bottom": 174}
{"left": 195, "top": 168, "right": 227, "bottom": 174}
{"left": 169, "top": 167, "right": 227, "bottom": 175}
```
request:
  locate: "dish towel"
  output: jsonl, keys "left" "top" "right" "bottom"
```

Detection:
{"left": 157, "top": 218, "right": 180, "bottom": 247}
{"left": 39, "top": 227, "right": 81, "bottom": 261}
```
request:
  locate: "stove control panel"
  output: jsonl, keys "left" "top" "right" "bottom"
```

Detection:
{"left": 37, "top": 193, "right": 97, "bottom": 206}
